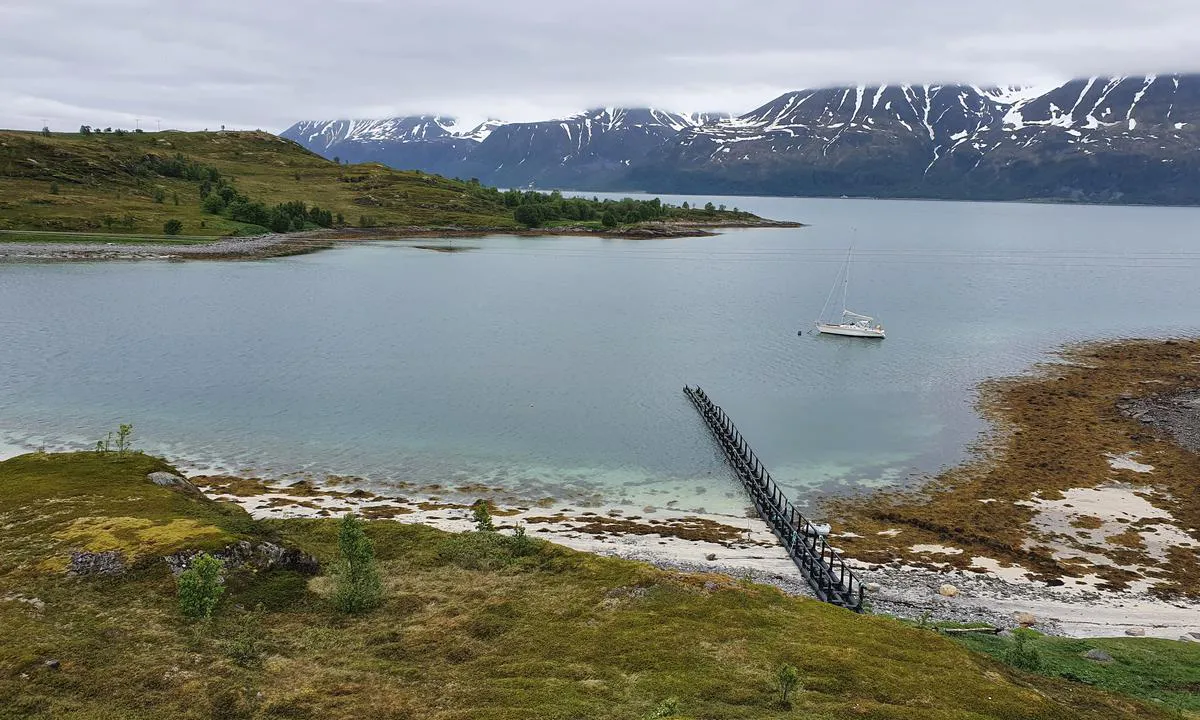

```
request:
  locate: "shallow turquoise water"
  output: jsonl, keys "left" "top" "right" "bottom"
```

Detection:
{"left": 2, "top": 196, "right": 1199, "bottom": 513}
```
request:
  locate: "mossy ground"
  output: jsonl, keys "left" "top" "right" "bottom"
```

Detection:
{"left": 824, "top": 339, "right": 1200, "bottom": 596}
{"left": 1, "top": 453, "right": 1192, "bottom": 719}
{"left": 947, "top": 629, "right": 1200, "bottom": 713}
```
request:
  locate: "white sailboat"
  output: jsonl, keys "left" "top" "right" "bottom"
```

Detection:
{"left": 814, "top": 248, "right": 885, "bottom": 339}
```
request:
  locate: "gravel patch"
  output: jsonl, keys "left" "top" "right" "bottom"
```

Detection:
{"left": 1119, "top": 388, "right": 1200, "bottom": 454}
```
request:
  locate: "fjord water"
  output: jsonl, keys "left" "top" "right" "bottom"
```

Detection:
{"left": 3, "top": 197, "right": 1199, "bottom": 515}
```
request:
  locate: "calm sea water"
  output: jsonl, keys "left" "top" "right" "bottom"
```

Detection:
{"left": 2, "top": 196, "right": 1199, "bottom": 514}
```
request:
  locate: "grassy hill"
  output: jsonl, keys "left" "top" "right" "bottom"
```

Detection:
{"left": 2, "top": 451, "right": 1195, "bottom": 719}
{"left": 0, "top": 130, "right": 779, "bottom": 247}
{"left": 0, "top": 129, "right": 519, "bottom": 238}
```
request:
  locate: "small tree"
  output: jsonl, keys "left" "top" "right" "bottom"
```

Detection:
{"left": 511, "top": 523, "right": 536, "bottom": 556}
{"left": 600, "top": 210, "right": 618, "bottom": 228}
{"left": 79, "top": 125, "right": 92, "bottom": 135}
{"left": 114, "top": 423, "right": 133, "bottom": 454}
{"left": 41, "top": 126, "right": 51, "bottom": 137}
{"left": 95, "top": 430, "right": 112, "bottom": 454}
{"left": 335, "top": 514, "right": 383, "bottom": 614}
{"left": 776, "top": 663, "right": 800, "bottom": 707}
{"left": 152, "top": 187, "right": 166, "bottom": 203}
{"left": 472, "top": 500, "right": 495, "bottom": 532}
{"left": 49, "top": 182, "right": 59, "bottom": 195}
{"left": 178, "top": 553, "right": 224, "bottom": 619}
{"left": 163, "top": 219, "right": 183, "bottom": 235}
{"left": 1004, "top": 628, "right": 1043, "bottom": 671}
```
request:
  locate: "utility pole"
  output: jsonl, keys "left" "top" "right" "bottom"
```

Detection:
{"left": 135, "top": 118, "right": 140, "bottom": 131}
{"left": 156, "top": 119, "right": 161, "bottom": 132}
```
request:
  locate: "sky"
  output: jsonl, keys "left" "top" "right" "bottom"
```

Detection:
{"left": 3, "top": 0, "right": 1200, "bottom": 133}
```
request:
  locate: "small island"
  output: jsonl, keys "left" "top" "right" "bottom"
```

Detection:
{"left": 0, "top": 129, "right": 800, "bottom": 262}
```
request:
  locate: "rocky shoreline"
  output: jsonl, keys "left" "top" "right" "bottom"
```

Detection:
{"left": 0, "top": 218, "right": 804, "bottom": 262}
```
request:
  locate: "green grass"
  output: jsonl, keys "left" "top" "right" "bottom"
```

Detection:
{"left": 949, "top": 629, "right": 1200, "bottom": 713}
{"left": 0, "top": 129, "right": 519, "bottom": 238}
{"left": 0, "top": 452, "right": 1187, "bottom": 719}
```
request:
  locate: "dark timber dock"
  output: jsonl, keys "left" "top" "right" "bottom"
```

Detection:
{"left": 683, "top": 385, "right": 864, "bottom": 612}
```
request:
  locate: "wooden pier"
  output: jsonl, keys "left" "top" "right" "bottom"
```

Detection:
{"left": 683, "top": 385, "right": 864, "bottom": 612}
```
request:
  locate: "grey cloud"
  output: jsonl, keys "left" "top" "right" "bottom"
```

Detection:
{"left": 3, "top": 0, "right": 1200, "bottom": 132}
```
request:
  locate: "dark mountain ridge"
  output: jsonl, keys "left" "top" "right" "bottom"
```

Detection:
{"left": 282, "top": 75, "right": 1200, "bottom": 204}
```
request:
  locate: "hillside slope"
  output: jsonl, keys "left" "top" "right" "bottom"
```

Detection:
{"left": 0, "top": 451, "right": 1188, "bottom": 719}
{"left": 0, "top": 129, "right": 517, "bottom": 237}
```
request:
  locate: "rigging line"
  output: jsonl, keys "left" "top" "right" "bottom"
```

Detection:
{"left": 817, "top": 250, "right": 845, "bottom": 323}
{"left": 841, "top": 246, "right": 851, "bottom": 316}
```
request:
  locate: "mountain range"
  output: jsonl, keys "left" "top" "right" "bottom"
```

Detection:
{"left": 282, "top": 75, "right": 1200, "bottom": 204}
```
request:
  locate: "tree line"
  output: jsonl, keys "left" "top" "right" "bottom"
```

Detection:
{"left": 141, "top": 152, "right": 340, "bottom": 234}
{"left": 464, "top": 185, "right": 747, "bottom": 228}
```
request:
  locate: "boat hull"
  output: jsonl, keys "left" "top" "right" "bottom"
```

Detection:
{"left": 815, "top": 323, "right": 885, "bottom": 339}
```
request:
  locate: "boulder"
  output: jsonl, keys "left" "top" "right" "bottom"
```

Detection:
{"left": 147, "top": 471, "right": 201, "bottom": 495}
{"left": 1125, "top": 627, "right": 1146, "bottom": 637}
{"left": 1083, "top": 649, "right": 1113, "bottom": 662}
{"left": 705, "top": 553, "right": 717, "bottom": 561}
{"left": 864, "top": 582, "right": 881, "bottom": 593}
{"left": 1014, "top": 612, "right": 1037, "bottom": 627}
{"left": 68, "top": 550, "right": 126, "bottom": 576}
{"left": 938, "top": 583, "right": 959, "bottom": 598}
{"left": 164, "top": 541, "right": 319, "bottom": 576}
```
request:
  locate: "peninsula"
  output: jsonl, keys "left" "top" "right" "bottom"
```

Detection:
{"left": 0, "top": 129, "right": 799, "bottom": 261}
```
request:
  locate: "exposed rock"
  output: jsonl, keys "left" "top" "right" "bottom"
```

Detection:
{"left": 702, "top": 581, "right": 719, "bottom": 592}
{"left": 1014, "top": 612, "right": 1037, "bottom": 627}
{"left": 705, "top": 553, "right": 717, "bottom": 561}
{"left": 1181, "top": 635, "right": 1196, "bottom": 643}
{"left": 2, "top": 594, "right": 45, "bottom": 612}
{"left": 1190, "top": 632, "right": 1200, "bottom": 640}
{"left": 938, "top": 583, "right": 959, "bottom": 598}
{"left": 68, "top": 550, "right": 126, "bottom": 576}
{"left": 1083, "top": 649, "right": 1113, "bottom": 662}
{"left": 864, "top": 582, "right": 881, "bottom": 593}
{"left": 147, "top": 471, "right": 201, "bottom": 495}
{"left": 44, "top": 659, "right": 60, "bottom": 670}
{"left": 164, "top": 541, "right": 319, "bottom": 576}
{"left": 1125, "top": 627, "right": 1146, "bottom": 637}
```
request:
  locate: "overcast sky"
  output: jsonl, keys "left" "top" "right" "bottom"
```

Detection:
{"left": 4, "top": 0, "right": 1200, "bottom": 133}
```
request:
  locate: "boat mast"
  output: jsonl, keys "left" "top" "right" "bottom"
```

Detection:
{"left": 840, "top": 247, "right": 852, "bottom": 317}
